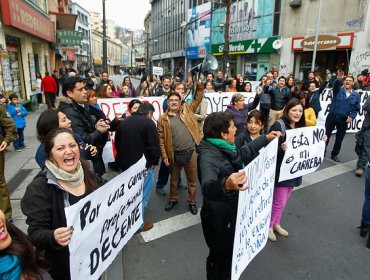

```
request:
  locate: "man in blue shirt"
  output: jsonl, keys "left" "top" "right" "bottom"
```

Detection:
{"left": 325, "top": 73, "right": 361, "bottom": 162}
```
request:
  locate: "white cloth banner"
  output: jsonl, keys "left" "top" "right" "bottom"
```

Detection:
{"left": 232, "top": 138, "right": 278, "bottom": 280}
{"left": 65, "top": 156, "right": 146, "bottom": 280}
{"left": 278, "top": 126, "right": 326, "bottom": 182}
{"left": 97, "top": 90, "right": 367, "bottom": 163}
{"left": 318, "top": 89, "right": 368, "bottom": 132}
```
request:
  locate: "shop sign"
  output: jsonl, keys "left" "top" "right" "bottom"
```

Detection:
{"left": 57, "top": 30, "right": 84, "bottom": 46}
{"left": 211, "top": 36, "right": 279, "bottom": 55}
{"left": 301, "top": 35, "right": 341, "bottom": 49}
{"left": 292, "top": 32, "right": 354, "bottom": 51}
{"left": 1, "top": 0, "right": 55, "bottom": 42}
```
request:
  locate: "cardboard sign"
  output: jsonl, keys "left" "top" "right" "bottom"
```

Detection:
{"left": 65, "top": 157, "right": 146, "bottom": 279}
{"left": 279, "top": 126, "right": 326, "bottom": 182}
{"left": 232, "top": 139, "right": 278, "bottom": 280}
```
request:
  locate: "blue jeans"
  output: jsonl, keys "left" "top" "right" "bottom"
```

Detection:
{"left": 357, "top": 127, "right": 370, "bottom": 170}
{"left": 142, "top": 167, "right": 155, "bottom": 217}
{"left": 13, "top": 128, "right": 24, "bottom": 150}
{"left": 362, "top": 165, "right": 370, "bottom": 225}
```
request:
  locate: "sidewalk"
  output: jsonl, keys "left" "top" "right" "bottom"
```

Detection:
{"left": 6, "top": 104, "right": 124, "bottom": 280}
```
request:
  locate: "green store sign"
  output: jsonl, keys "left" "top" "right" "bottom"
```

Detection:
{"left": 57, "top": 30, "right": 83, "bottom": 46}
{"left": 211, "top": 36, "right": 279, "bottom": 55}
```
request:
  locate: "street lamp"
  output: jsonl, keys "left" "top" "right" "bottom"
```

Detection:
{"left": 102, "top": 0, "right": 108, "bottom": 71}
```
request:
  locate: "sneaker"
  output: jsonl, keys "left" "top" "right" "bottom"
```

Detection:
{"left": 21, "top": 145, "right": 30, "bottom": 149}
{"left": 16, "top": 149, "right": 22, "bottom": 152}
{"left": 355, "top": 168, "right": 364, "bottom": 177}
{"left": 156, "top": 187, "right": 166, "bottom": 196}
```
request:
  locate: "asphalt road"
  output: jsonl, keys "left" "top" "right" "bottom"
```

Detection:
{"left": 121, "top": 134, "right": 369, "bottom": 280}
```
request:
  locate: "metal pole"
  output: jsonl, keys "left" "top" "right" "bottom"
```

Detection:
{"left": 146, "top": 32, "right": 149, "bottom": 73}
{"left": 311, "top": 0, "right": 323, "bottom": 72}
{"left": 102, "top": 0, "right": 108, "bottom": 71}
{"left": 223, "top": 0, "right": 230, "bottom": 74}
{"left": 130, "top": 33, "right": 133, "bottom": 72}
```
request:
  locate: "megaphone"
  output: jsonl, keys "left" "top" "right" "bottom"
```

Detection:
{"left": 190, "top": 54, "right": 218, "bottom": 75}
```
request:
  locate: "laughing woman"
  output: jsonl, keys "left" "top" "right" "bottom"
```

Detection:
{"left": 268, "top": 98, "right": 306, "bottom": 241}
{"left": 21, "top": 128, "right": 99, "bottom": 280}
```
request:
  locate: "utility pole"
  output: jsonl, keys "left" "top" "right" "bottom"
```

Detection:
{"left": 102, "top": 0, "right": 108, "bottom": 72}
{"left": 223, "top": 0, "right": 230, "bottom": 74}
{"left": 311, "top": 0, "right": 323, "bottom": 72}
{"left": 130, "top": 32, "right": 134, "bottom": 73}
{"left": 146, "top": 32, "right": 149, "bottom": 74}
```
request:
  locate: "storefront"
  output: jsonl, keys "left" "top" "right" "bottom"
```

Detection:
{"left": 291, "top": 33, "right": 354, "bottom": 80}
{"left": 0, "top": 0, "right": 55, "bottom": 101}
{"left": 211, "top": 36, "right": 280, "bottom": 80}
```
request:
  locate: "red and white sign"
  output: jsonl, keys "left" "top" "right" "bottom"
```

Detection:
{"left": 1, "top": 0, "right": 55, "bottom": 42}
{"left": 292, "top": 32, "right": 354, "bottom": 51}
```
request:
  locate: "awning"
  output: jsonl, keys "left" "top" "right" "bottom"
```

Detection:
{"left": 50, "top": 12, "right": 77, "bottom": 30}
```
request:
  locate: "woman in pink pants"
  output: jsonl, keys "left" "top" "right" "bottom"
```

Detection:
{"left": 268, "top": 98, "right": 306, "bottom": 241}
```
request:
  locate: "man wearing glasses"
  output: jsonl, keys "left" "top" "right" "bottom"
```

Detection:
{"left": 325, "top": 70, "right": 361, "bottom": 162}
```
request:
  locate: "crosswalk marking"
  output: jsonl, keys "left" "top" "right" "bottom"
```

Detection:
{"left": 140, "top": 160, "right": 357, "bottom": 242}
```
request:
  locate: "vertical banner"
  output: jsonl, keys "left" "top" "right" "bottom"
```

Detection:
{"left": 28, "top": 53, "right": 37, "bottom": 91}
{"left": 65, "top": 157, "right": 146, "bottom": 280}
{"left": 278, "top": 126, "right": 326, "bottom": 182}
{"left": 186, "top": 2, "right": 211, "bottom": 59}
{"left": 232, "top": 138, "right": 278, "bottom": 280}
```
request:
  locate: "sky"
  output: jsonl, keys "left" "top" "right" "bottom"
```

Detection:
{"left": 74, "top": 0, "right": 151, "bottom": 30}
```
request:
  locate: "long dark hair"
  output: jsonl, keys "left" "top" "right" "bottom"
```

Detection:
{"left": 44, "top": 128, "right": 98, "bottom": 190}
{"left": 36, "top": 109, "right": 59, "bottom": 142}
{"left": 3, "top": 222, "right": 47, "bottom": 277}
{"left": 282, "top": 98, "right": 306, "bottom": 128}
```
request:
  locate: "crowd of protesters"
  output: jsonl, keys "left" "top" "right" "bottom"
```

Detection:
{"left": 0, "top": 65, "right": 369, "bottom": 280}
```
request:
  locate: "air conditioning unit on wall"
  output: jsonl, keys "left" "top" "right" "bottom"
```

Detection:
{"left": 290, "top": 0, "right": 302, "bottom": 8}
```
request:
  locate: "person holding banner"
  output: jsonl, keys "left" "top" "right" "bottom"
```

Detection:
{"left": 324, "top": 74, "right": 360, "bottom": 162}
{"left": 197, "top": 112, "right": 279, "bottom": 279}
{"left": 225, "top": 92, "right": 260, "bottom": 135}
{"left": 298, "top": 91, "right": 317, "bottom": 126}
{"left": 268, "top": 98, "right": 306, "bottom": 242}
{"left": 21, "top": 128, "right": 99, "bottom": 280}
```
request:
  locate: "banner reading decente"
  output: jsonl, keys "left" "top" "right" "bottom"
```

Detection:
{"left": 65, "top": 157, "right": 146, "bottom": 280}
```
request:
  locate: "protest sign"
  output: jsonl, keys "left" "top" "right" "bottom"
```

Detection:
{"left": 319, "top": 89, "right": 368, "bottom": 132}
{"left": 65, "top": 156, "right": 146, "bottom": 280}
{"left": 152, "top": 66, "right": 164, "bottom": 76}
{"left": 232, "top": 138, "right": 278, "bottom": 280}
{"left": 278, "top": 126, "right": 326, "bottom": 182}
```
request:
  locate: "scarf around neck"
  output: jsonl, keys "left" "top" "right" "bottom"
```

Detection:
{"left": 0, "top": 254, "right": 22, "bottom": 280}
{"left": 45, "top": 160, "right": 84, "bottom": 187}
{"left": 206, "top": 138, "right": 236, "bottom": 151}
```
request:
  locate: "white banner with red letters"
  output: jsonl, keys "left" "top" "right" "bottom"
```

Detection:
{"left": 98, "top": 90, "right": 368, "bottom": 163}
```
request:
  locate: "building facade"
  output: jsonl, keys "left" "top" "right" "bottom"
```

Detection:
{"left": 0, "top": 0, "right": 55, "bottom": 101}
{"left": 70, "top": 2, "right": 91, "bottom": 73}
{"left": 279, "top": 0, "right": 370, "bottom": 80}
{"left": 150, "top": 0, "right": 281, "bottom": 80}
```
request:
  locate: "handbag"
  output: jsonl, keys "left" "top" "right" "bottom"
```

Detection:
{"left": 174, "top": 149, "right": 194, "bottom": 165}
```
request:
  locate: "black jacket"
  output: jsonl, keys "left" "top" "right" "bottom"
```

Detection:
{"left": 114, "top": 112, "right": 160, "bottom": 171}
{"left": 58, "top": 97, "right": 105, "bottom": 146}
{"left": 269, "top": 119, "right": 301, "bottom": 187}
{"left": 21, "top": 170, "right": 71, "bottom": 280}
{"left": 197, "top": 136, "right": 269, "bottom": 256}
{"left": 265, "top": 85, "right": 292, "bottom": 111}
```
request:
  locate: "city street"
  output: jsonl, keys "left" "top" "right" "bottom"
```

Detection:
{"left": 6, "top": 76, "right": 369, "bottom": 280}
